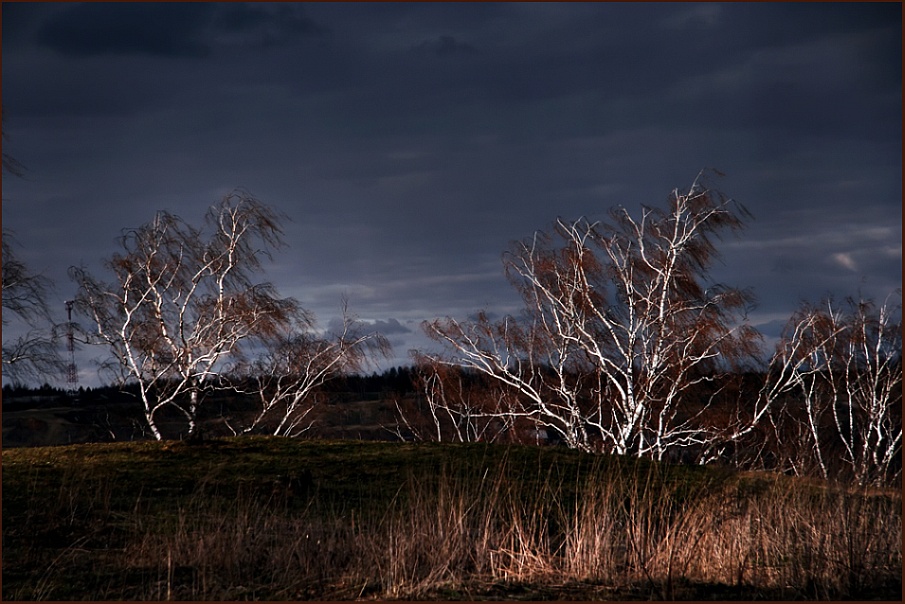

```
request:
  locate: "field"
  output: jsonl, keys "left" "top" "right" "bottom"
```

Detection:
{"left": 2, "top": 437, "right": 901, "bottom": 600}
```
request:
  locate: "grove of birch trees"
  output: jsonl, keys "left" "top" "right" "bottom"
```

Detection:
{"left": 4, "top": 173, "right": 899, "bottom": 486}
{"left": 410, "top": 171, "right": 901, "bottom": 486}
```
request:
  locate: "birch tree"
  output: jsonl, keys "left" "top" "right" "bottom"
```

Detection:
{"left": 423, "top": 171, "right": 760, "bottom": 457}
{"left": 756, "top": 294, "right": 902, "bottom": 485}
{"left": 228, "top": 300, "right": 391, "bottom": 437}
{"left": 70, "top": 191, "right": 303, "bottom": 440}
{"left": 395, "top": 357, "right": 523, "bottom": 444}
{"left": 2, "top": 141, "right": 67, "bottom": 386}
{"left": 2, "top": 233, "right": 67, "bottom": 385}
{"left": 837, "top": 295, "right": 902, "bottom": 486}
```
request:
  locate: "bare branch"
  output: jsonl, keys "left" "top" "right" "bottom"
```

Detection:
{"left": 229, "top": 298, "right": 391, "bottom": 437}
{"left": 2, "top": 231, "right": 67, "bottom": 385}
{"left": 418, "top": 171, "right": 760, "bottom": 458}
{"left": 69, "top": 191, "right": 306, "bottom": 440}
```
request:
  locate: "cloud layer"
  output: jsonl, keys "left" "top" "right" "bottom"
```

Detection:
{"left": 3, "top": 3, "right": 900, "bottom": 383}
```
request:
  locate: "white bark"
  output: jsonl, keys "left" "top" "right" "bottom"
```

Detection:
{"left": 71, "top": 192, "right": 302, "bottom": 440}
{"left": 422, "top": 171, "right": 758, "bottom": 458}
{"left": 754, "top": 294, "right": 901, "bottom": 485}
{"left": 235, "top": 299, "right": 390, "bottom": 437}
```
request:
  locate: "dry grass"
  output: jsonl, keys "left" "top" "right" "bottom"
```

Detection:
{"left": 117, "top": 461, "right": 902, "bottom": 599}
{"left": 3, "top": 440, "right": 901, "bottom": 600}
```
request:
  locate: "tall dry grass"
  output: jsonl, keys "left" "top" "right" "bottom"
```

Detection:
{"left": 111, "top": 459, "right": 900, "bottom": 600}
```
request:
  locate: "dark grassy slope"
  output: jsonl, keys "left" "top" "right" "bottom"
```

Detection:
{"left": 3, "top": 438, "right": 901, "bottom": 600}
{"left": 3, "top": 438, "right": 705, "bottom": 512}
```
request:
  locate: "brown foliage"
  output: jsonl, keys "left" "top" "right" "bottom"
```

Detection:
{"left": 421, "top": 170, "right": 762, "bottom": 458}
{"left": 70, "top": 191, "right": 307, "bottom": 439}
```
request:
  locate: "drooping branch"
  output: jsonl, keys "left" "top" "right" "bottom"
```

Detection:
{"left": 70, "top": 191, "right": 307, "bottom": 440}
{"left": 2, "top": 231, "right": 67, "bottom": 385}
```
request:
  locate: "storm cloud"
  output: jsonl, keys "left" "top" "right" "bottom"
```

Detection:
{"left": 2, "top": 3, "right": 900, "bottom": 385}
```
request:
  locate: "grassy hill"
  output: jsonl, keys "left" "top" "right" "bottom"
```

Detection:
{"left": 3, "top": 437, "right": 901, "bottom": 600}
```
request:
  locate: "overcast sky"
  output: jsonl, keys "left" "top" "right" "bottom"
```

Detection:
{"left": 2, "top": 2, "right": 902, "bottom": 386}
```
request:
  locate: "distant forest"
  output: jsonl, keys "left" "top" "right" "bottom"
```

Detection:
{"left": 2, "top": 365, "right": 419, "bottom": 408}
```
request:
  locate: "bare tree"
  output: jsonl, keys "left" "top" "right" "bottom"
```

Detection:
{"left": 70, "top": 191, "right": 304, "bottom": 440}
{"left": 2, "top": 235, "right": 53, "bottom": 327}
{"left": 2, "top": 136, "right": 67, "bottom": 386}
{"left": 422, "top": 171, "right": 761, "bottom": 458}
{"left": 2, "top": 234, "right": 66, "bottom": 385}
{"left": 755, "top": 294, "right": 902, "bottom": 486}
{"left": 395, "top": 357, "right": 523, "bottom": 444}
{"left": 837, "top": 295, "right": 902, "bottom": 486}
{"left": 228, "top": 299, "right": 391, "bottom": 437}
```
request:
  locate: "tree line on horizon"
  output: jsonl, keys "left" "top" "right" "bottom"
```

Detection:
{"left": 3, "top": 170, "right": 900, "bottom": 486}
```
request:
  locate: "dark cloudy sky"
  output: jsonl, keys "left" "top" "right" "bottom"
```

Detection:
{"left": 2, "top": 2, "right": 901, "bottom": 386}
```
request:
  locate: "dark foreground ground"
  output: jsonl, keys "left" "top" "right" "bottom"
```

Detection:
{"left": 3, "top": 437, "right": 901, "bottom": 600}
